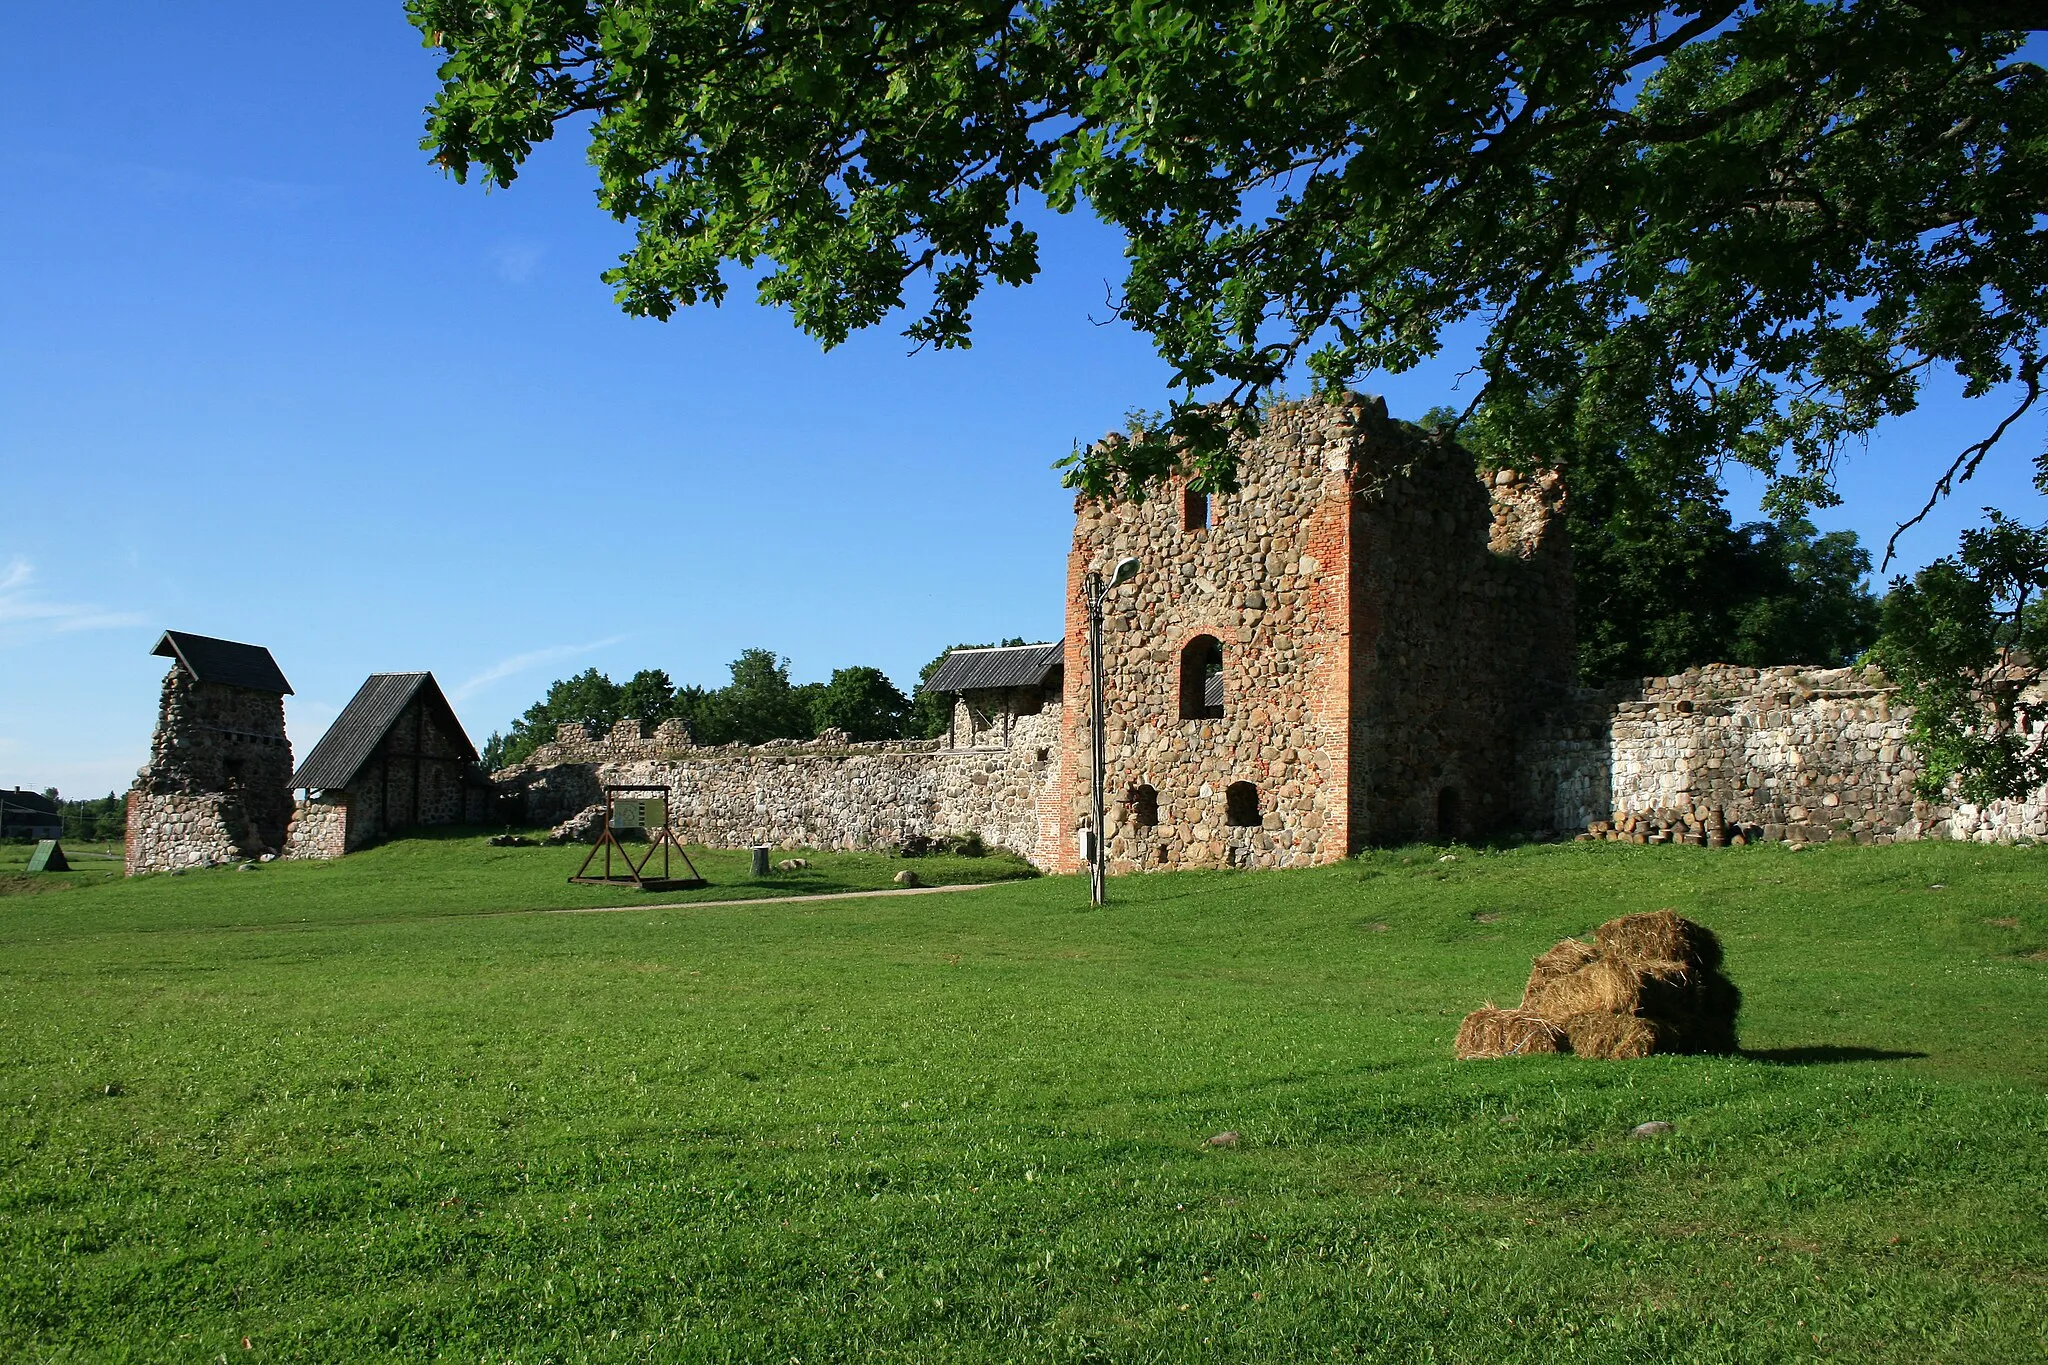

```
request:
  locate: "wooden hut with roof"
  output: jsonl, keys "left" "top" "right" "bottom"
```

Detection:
{"left": 925, "top": 641, "right": 1064, "bottom": 750}
{"left": 286, "top": 672, "right": 491, "bottom": 857}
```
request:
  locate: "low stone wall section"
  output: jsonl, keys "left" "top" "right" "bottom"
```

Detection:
{"left": 125, "top": 791, "right": 246, "bottom": 873}
{"left": 1527, "top": 665, "right": 2048, "bottom": 845}
{"left": 496, "top": 712, "right": 1061, "bottom": 866}
{"left": 283, "top": 796, "right": 350, "bottom": 860}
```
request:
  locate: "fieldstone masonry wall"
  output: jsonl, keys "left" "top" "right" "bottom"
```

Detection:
{"left": 283, "top": 795, "right": 349, "bottom": 860}
{"left": 125, "top": 670, "right": 294, "bottom": 874}
{"left": 1527, "top": 664, "right": 2048, "bottom": 845}
{"left": 1056, "top": 395, "right": 1573, "bottom": 874}
{"left": 330, "top": 693, "right": 488, "bottom": 848}
{"left": 495, "top": 710, "right": 1063, "bottom": 865}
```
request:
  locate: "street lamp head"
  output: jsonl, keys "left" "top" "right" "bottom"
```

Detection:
{"left": 1109, "top": 557, "right": 1140, "bottom": 589}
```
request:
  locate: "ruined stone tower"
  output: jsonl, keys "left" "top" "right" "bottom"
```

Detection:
{"left": 125, "top": 631, "right": 295, "bottom": 874}
{"left": 1055, "top": 394, "right": 1573, "bottom": 873}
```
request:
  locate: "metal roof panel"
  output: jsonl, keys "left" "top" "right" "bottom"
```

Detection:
{"left": 925, "top": 640, "right": 1064, "bottom": 693}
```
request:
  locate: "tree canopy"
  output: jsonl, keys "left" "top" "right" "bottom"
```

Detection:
{"left": 415, "top": 0, "right": 2048, "bottom": 794}
{"left": 411, "top": 0, "right": 2045, "bottom": 501}
{"left": 481, "top": 649, "right": 926, "bottom": 768}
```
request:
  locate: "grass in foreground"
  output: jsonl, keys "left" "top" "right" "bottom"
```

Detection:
{"left": 0, "top": 828, "right": 1036, "bottom": 930}
{"left": 1, "top": 838, "right": 2044, "bottom": 1361}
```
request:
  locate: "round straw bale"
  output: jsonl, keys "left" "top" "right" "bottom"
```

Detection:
{"left": 1455, "top": 1007, "right": 1568, "bottom": 1060}
{"left": 1594, "top": 910, "right": 1723, "bottom": 970}
{"left": 1520, "top": 938, "right": 1599, "bottom": 1008}
{"left": 1563, "top": 1012, "right": 1673, "bottom": 1060}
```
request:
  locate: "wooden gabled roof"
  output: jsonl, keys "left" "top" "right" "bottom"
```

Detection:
{"left": 290, "top": 672, "right": 477, "bottom": 791}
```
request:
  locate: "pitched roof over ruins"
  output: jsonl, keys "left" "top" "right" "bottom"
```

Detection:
{"left": 151, "top": 631, "right": 294, "bottom": 695}
{"left": 291, "top": 672, "right": 478, "bottom": 792}
{"left": 926, "top": 641, "right": 1065, "bottom": 694}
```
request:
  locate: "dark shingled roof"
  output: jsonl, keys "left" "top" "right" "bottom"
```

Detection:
{"left": 926, "top": 640, "right": 1064, "bottom": 694}
{"left": 291, "top": 672, "right": 478, "bottom": 791}
{"left": 152, "top": 631, "right": 293, "bottom": 694}
{"left": 1, "top": 788, "right": 59, "bottom": 817}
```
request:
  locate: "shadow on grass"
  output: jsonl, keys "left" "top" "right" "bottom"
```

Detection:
{"left": 1743, "top": 1045, "right": 1929, "bottom": 1064}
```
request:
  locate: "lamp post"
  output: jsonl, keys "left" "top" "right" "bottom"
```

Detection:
{"left": 1087, "top": 556, "right": 1140, "bottom": 907}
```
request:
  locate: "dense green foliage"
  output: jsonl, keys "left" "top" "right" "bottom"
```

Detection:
{"left": 56, "top": 791, "right": 126, "bottom": 843}
{"left": 1574, "top": 503, "right": 1881, "bottom": 684}
{"left": 413, "top": 0, "right": 2046, "bottom": 793}
{"left": 1430, "top": 405, "right": 1883, "bottom": 682}
{"left": 2, "top": 837, "right": 2044, "bottom": 1358}
{"left": 1875, "top": 511, "right": 2048, "bottom": 803}
{"left": 411, "top": 1, "right": 2045, "bottom": 505}
{"left": 482, "top": 649, "right": 922, "bottom": 769}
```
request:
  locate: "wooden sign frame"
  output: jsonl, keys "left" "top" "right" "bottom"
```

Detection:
{"left": 568, "top": 784, "right": 704, "bottom": 891}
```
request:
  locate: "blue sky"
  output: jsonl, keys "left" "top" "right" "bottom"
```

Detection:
{"left": 3, "top": 6, "right": 2041, "bottom": 799}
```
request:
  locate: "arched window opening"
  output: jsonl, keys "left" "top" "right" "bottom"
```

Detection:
{"left": 1182, "top": 488, "right": 1210, "bottom": 531}
{"left": 1225, "top": 781, "right": 1261, "bottom": 827}
{"left": 1437, "top": 786, "right": 1462, "bottom": 839}
{"left": 1125, "top": 783, "right": 1159, "bottom": 828}
{"left": 1179, "top": 635, "right": 1225, "bottom": 720}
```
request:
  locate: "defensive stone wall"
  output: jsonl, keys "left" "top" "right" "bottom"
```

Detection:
{"left": 951, "top": 688, "right": 1058, "bottom": 751}
{"left": 125, "top": 671, "right": 294, "bottom": 873}
{"left": 124, "top": 792, "right": 241, "bottom": 874}
{"left": 494, "top": 710, "right": 1062, "bottom": 865}
{"left": 1348, "top": 439, "right": 1574, "bottom": 844}
{"left": 1526, "top": 664, "right": 2048, "bottom": 845}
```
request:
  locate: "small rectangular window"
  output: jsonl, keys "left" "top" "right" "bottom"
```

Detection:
{"left": 1183, "top": 488, "right": 1209, "bottom": 531}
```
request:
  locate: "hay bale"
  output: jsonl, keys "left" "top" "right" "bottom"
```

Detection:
{"left": 1563, "top": 1012, "right": 1671, "bottom": 1060}
{"left": 1521, "top": 938, "right": 1599, "bottom": 1008}
{"left": 1527, "top": 957, "right": 1699, "bottom": 1023}
{"left": 1455, "top": 1008, "right": 1568, "bottom": 1059}
{"left": 1459, "top": 912, "right": 1740, "bottom": 1061}
{"left": 1594, "top": 909, "right": 1723, "bottom": 970}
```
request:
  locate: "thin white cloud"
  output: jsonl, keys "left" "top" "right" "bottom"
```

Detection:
{"left": 493, "top": 240, "right": 545, "bottom": 283}
{"left": 0, "top": 557, "right": 147, "bottom": 638}
{"left": 450, "top": 634, "right": 631, "bottom": 702}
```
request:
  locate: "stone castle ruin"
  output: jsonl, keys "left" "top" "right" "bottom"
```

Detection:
{"left": 1052, "top": 394, "right": 1573, "bottom": 873}
{"left": 125, "top": 631, "right": 296, "bottom": 874}
{"left": 124, "top": 394, "right": 2048, "bottom": 874}
{"left": 484, "top": 392, "right": 2048, "bottom": 865}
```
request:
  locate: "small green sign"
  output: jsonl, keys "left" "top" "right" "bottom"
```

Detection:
{"left": 25, "top": 840, "right": 69, "bottom": 873}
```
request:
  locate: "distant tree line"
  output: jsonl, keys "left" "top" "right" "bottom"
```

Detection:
{"left": 19, "top": 791, "right": 128, "bottom": 843}
{"left": 481, "top": 641, "right": 1030, "bottom": 771}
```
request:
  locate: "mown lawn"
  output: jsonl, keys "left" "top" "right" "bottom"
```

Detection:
{"left": 0, "top": 829, "right": 1037, "bottom": 928}
{"left": 1, "top": 838, "right": 2043, "bottom": 1361}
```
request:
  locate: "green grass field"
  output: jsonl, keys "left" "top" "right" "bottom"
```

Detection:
{"left": 2, "top": 837, "right": 2044, "bottom": 1361}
